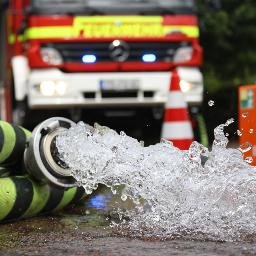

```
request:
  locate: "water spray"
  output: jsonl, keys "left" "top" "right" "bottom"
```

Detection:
{"left": 55, "top": 119, "right": 256, "bottom": 241}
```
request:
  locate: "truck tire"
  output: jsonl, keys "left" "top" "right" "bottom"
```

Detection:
{"left": 13, "top": 101, "right": 27, "bottom": 126}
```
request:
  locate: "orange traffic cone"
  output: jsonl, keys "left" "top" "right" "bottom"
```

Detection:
{"left": 161, "top": 69, "right": 194, "bottom": 150}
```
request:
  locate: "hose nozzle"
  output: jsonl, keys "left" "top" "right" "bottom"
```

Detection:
{"left": 24, "top": 117, "right": 77, "bottom": 188}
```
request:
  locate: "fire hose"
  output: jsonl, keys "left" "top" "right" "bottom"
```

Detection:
{"left": 0, "top": 117, "right": 85, "bottom": 222}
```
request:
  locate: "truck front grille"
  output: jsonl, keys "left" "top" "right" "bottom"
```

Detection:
{"left": 41, "top": 41, "right": 191, "bottom": 63}
{"left": 101, "top": 90, "right": 138, "bottom": 98}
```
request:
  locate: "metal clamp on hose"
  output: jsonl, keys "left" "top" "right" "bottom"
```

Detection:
{"left": 24, "top": 117, "right": 77, "bottom": 188}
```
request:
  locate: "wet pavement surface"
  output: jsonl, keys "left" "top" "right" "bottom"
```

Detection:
{"left": 1, "top": 210, "right": 256, "bottom": 256}
{"left": 0, "top": 180, "right": 255, "bottom": 256}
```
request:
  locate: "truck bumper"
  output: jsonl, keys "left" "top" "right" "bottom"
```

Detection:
{"left": 27, "top": 67, "right": 203, "bottom": 109}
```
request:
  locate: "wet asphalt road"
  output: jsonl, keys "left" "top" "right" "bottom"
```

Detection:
{"left": 1, "top": 172, "right": 255, "bottom": 256}
{"left": 0, "top": 214, "right": 256, "bottom": 256}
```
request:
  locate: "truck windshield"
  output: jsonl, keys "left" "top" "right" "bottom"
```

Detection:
{"left": 31, "top": 0, "right": 196, "bottom": 15}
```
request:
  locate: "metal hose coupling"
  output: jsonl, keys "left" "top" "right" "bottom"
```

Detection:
{"left": 24, "top": 117, "right": 77, "bottom": 188}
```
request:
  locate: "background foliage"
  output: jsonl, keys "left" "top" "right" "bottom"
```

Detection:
{"left": 197, "top": 0, "right": 256, "bottom": 92}
{"left": 196, "top": 0, "right": 256, "bottom": 139}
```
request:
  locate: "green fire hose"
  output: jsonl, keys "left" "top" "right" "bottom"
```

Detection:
{"left": 0, "top": 176, "right": 85, "bottom": 221}
{"left": 0, "top": 120, "right": 31, "bottom": 167}
{"left": 0, "top": 118, "right": 86, "bottom": 222}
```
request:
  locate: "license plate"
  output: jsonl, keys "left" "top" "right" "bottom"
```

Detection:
{"left": 99, "top": 79, "right": 139, "bottom": 91}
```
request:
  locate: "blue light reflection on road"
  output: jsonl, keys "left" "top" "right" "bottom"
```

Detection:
{"left": 87, "top": 193, "right": 112, "bottom": 209}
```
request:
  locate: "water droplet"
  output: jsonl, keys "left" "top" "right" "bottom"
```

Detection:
{"left": 120, "top": 131, "right": 126, "bottom": 136}
{"left": 249, "top": 129, "right": 254, "bottom": 134}
{"left": 237, "top": 130, "right": 243, "bottom": 136}
{"left": 111, "top": 187, "right": 117, "bottom": 194}
{"left": 239, "top": 142, "right": 252, "bottom": 153}
{"left": 244, "top": 157, "right": 253, "bottom": 164}
{"left": 160, "top": 138, "right": 173, "bottom": 146}
{"left": 111, "top": 146, "right": 118, "bottom": 153}
{"left": 227, "top": 118, "right": 234, "bottom": 125}
{"left": 153, "top": 215, "right": 160, "bottom": 222}
{"left": 121, "top": 194, "right": 127, "bottom": 201}
{"left": 242, "top": 112, "right": 249, "bottom": 118}
{"left": 208, "top": 100, "right": 215, "bottom": 106}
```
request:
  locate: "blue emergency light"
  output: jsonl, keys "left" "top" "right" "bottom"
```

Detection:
{"left": 142, "top": 53, "right": 157, "bottom": 63}
{"left": 82, "top": 54, "right": 97, "bottom": 64}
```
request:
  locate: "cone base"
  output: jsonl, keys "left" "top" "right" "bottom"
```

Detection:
{"left": 169, "top": 139, "right": 193, "bottom": 150}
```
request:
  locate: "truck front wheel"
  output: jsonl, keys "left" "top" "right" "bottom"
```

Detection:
{"left": 13, "top": 101, "right": 28, "bottom": 126}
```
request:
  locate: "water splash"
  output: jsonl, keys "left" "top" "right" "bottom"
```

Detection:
{"left": 208, "top": 100, "right": 215, "bottom": 107}
{"left": 239, "top": 142, "right": 252, "bottom": 153}
{"left": 245, "top": 157, "right": 253, "bottom": 164}
{"left": 242, "top": 112, "right": 249, "bottom": 118}
{"left": 237, "top": 130, "right": 243, "bottom": 136}
{"left": 56, "top": 119, "right": 256, "bottom": 242}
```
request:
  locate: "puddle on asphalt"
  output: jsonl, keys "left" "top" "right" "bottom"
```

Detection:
{"left": 55, "top": 118, "right": 256, "bottom": 242}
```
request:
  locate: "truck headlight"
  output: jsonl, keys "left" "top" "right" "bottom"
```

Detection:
{"left": 40, "top": 81, "right": 55, "bottom": 96}
{"left": 55, "top": 81, "right": 67, "bottom": 96}
{"left": 39, "top": 81, "right": 67, "bottom": 96}
{"left": 179, "top": 80, "right": 201, "bottom": 93}
{"left": 174, "top": 46, "right": 193, "bottom": 63}
{"left": 40, "top": 47, "right": 63, "bottom": 65}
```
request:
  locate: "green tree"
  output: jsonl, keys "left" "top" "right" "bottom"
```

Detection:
{"left": 197, "top": 0, "right": 256, "bottom": 93}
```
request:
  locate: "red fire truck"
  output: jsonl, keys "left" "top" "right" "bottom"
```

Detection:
{"left": 0, "top": 0, "right": 205, "bottom": 142}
